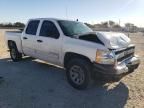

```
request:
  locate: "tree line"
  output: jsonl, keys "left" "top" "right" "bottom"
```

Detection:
{"left": 0, "top": 22, "right": 25, "bottom": 28}
{"left": 0, "top": 21, "right": 142, "bottom": 32}
{"left": 0, "top": 21, "right": 136, "bottom": 29}
{"left": 85, "top": 20, "right": 137, "bottom": 29}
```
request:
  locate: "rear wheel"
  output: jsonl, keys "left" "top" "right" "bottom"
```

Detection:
{"left": 66, "top": 59, "right": 92, "bottom": 90}
{"left": 10, "top": 44, "right": 22, "bottom": 62}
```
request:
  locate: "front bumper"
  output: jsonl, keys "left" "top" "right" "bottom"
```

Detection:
{"left": 93, "top": 56, "right": 140, "bottom": 81}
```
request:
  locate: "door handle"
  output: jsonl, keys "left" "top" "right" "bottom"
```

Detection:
{"left": 23, "top": 37, "right": 28, "bottom": 40}
{"left": 37, "top": 40, "right": 43, "bottom": 43}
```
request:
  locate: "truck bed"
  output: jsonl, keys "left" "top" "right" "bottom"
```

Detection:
{"left": 6, "top": 31, "right": 22, "bottom": 36}
{"left": 5, "top": 30, "right": 23, "bottom": 53}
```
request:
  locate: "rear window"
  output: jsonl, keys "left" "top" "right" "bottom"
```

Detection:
{"left": 26, "top": 20, "right": 40, "bottom": 35}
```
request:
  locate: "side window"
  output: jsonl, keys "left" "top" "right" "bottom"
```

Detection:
{"left": 39, "top": 21, "right": 60, "bottom": 39}
{"left": 26, "top": 20, "right": 40, "bottom": 35}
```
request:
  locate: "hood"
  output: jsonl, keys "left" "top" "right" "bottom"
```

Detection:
{"left": 96, "top": 32, "right": 131, "bottom": 49}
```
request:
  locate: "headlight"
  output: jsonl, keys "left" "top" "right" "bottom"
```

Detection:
{"left": 96, "top": 50, "right": 115, "bottom": 65}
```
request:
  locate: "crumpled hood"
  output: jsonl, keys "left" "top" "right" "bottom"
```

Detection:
{"left": 96, "top": 32, "right": 131, "bottom": 49}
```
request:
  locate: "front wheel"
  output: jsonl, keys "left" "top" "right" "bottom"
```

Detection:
{"left": 66, "top": 59, "right": 92, "bottom": 90}
{"left": 10, "top": 46, "right": 22, "bottom": 62}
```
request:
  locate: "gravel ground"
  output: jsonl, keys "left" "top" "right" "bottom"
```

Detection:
{"left": 0, "top": 29, "right": 144, "bottom": 108}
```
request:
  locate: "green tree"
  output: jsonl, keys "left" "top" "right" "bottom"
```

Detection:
{"left": 101, "top": 22, "right": 108, "bottom": 28}
{"left": 109, "top": 20, "right": 115, "bottom": 28}
{"left": 14, "top": 22, "right": 25, "bottom": 27}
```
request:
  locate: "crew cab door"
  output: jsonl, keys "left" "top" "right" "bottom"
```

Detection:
{"left": 21, "top": 20, "right": 40, "bottom": 57}
{"left": 35, "top": 20, "right": 62, "bottom": 65}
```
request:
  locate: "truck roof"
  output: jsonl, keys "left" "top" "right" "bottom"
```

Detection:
{"left": 29, "top": 18, "right": 74, "bottom": 21}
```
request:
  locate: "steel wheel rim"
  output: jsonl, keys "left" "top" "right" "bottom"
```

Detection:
{"left": 69, "top": 65, "right": 85, "bottom": 85}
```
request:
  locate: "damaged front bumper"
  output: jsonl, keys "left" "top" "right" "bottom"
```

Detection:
{"left": 93, "top": 56, "right": 140, "bottom": 81}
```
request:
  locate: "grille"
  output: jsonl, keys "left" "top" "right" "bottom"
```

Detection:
{"left": 115, "top": 46, "right": 135, "bottom": 62}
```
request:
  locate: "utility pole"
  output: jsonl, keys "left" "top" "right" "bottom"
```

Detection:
{"left": 66, "top": 6, "right": 68, "bottom": 19}
{"left": 119, "top": 19, "right": 122, "bottom": 32}
{"left": 65, "top": 0, "right": 68, "bottom": 19}
{"left": 119, "top": 19, "right": 121, "bottom": 26}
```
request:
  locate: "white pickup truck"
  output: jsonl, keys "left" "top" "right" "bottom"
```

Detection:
{"left": 5, "top": 18, "right": 140, "bottom": 89}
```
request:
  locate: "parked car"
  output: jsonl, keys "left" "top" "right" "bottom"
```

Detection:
{"left": 5, "top": 18, "right": 140, "bottom": 89}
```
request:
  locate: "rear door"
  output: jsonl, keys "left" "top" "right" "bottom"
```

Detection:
{"left": 35, "top": 20, "right": 62, "bottom": 65}
{"left": 21, "top": 20, "right": 40, "bottom": 57}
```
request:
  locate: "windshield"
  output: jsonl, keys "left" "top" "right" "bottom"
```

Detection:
{"left": 58, "top": 20, "right": 93, "bottom": 37}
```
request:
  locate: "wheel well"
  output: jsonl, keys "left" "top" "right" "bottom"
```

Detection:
{"left": 64, "top": 52, "right": 92, "bottom": 68}
{"left": 8, "top": 40, "right": 16, "bottom": 49}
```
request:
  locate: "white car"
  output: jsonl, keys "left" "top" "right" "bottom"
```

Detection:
{"left": 5, "top": 18, "right": 140, "bottom": 90}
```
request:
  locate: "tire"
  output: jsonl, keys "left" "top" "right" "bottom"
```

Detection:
{"left": 10, "top": 44, "right": 22, "bottom": 62}
{"left": 66, "top": 59, "right": 92, "bottom": 90}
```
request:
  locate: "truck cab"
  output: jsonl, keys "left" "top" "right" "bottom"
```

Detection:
{"left": 21, "top": 19, "right": 63, "bottom": 65}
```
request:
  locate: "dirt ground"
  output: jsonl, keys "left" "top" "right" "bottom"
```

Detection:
{"left": 0, "top": 29, "right": 144, "bottom": 108}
